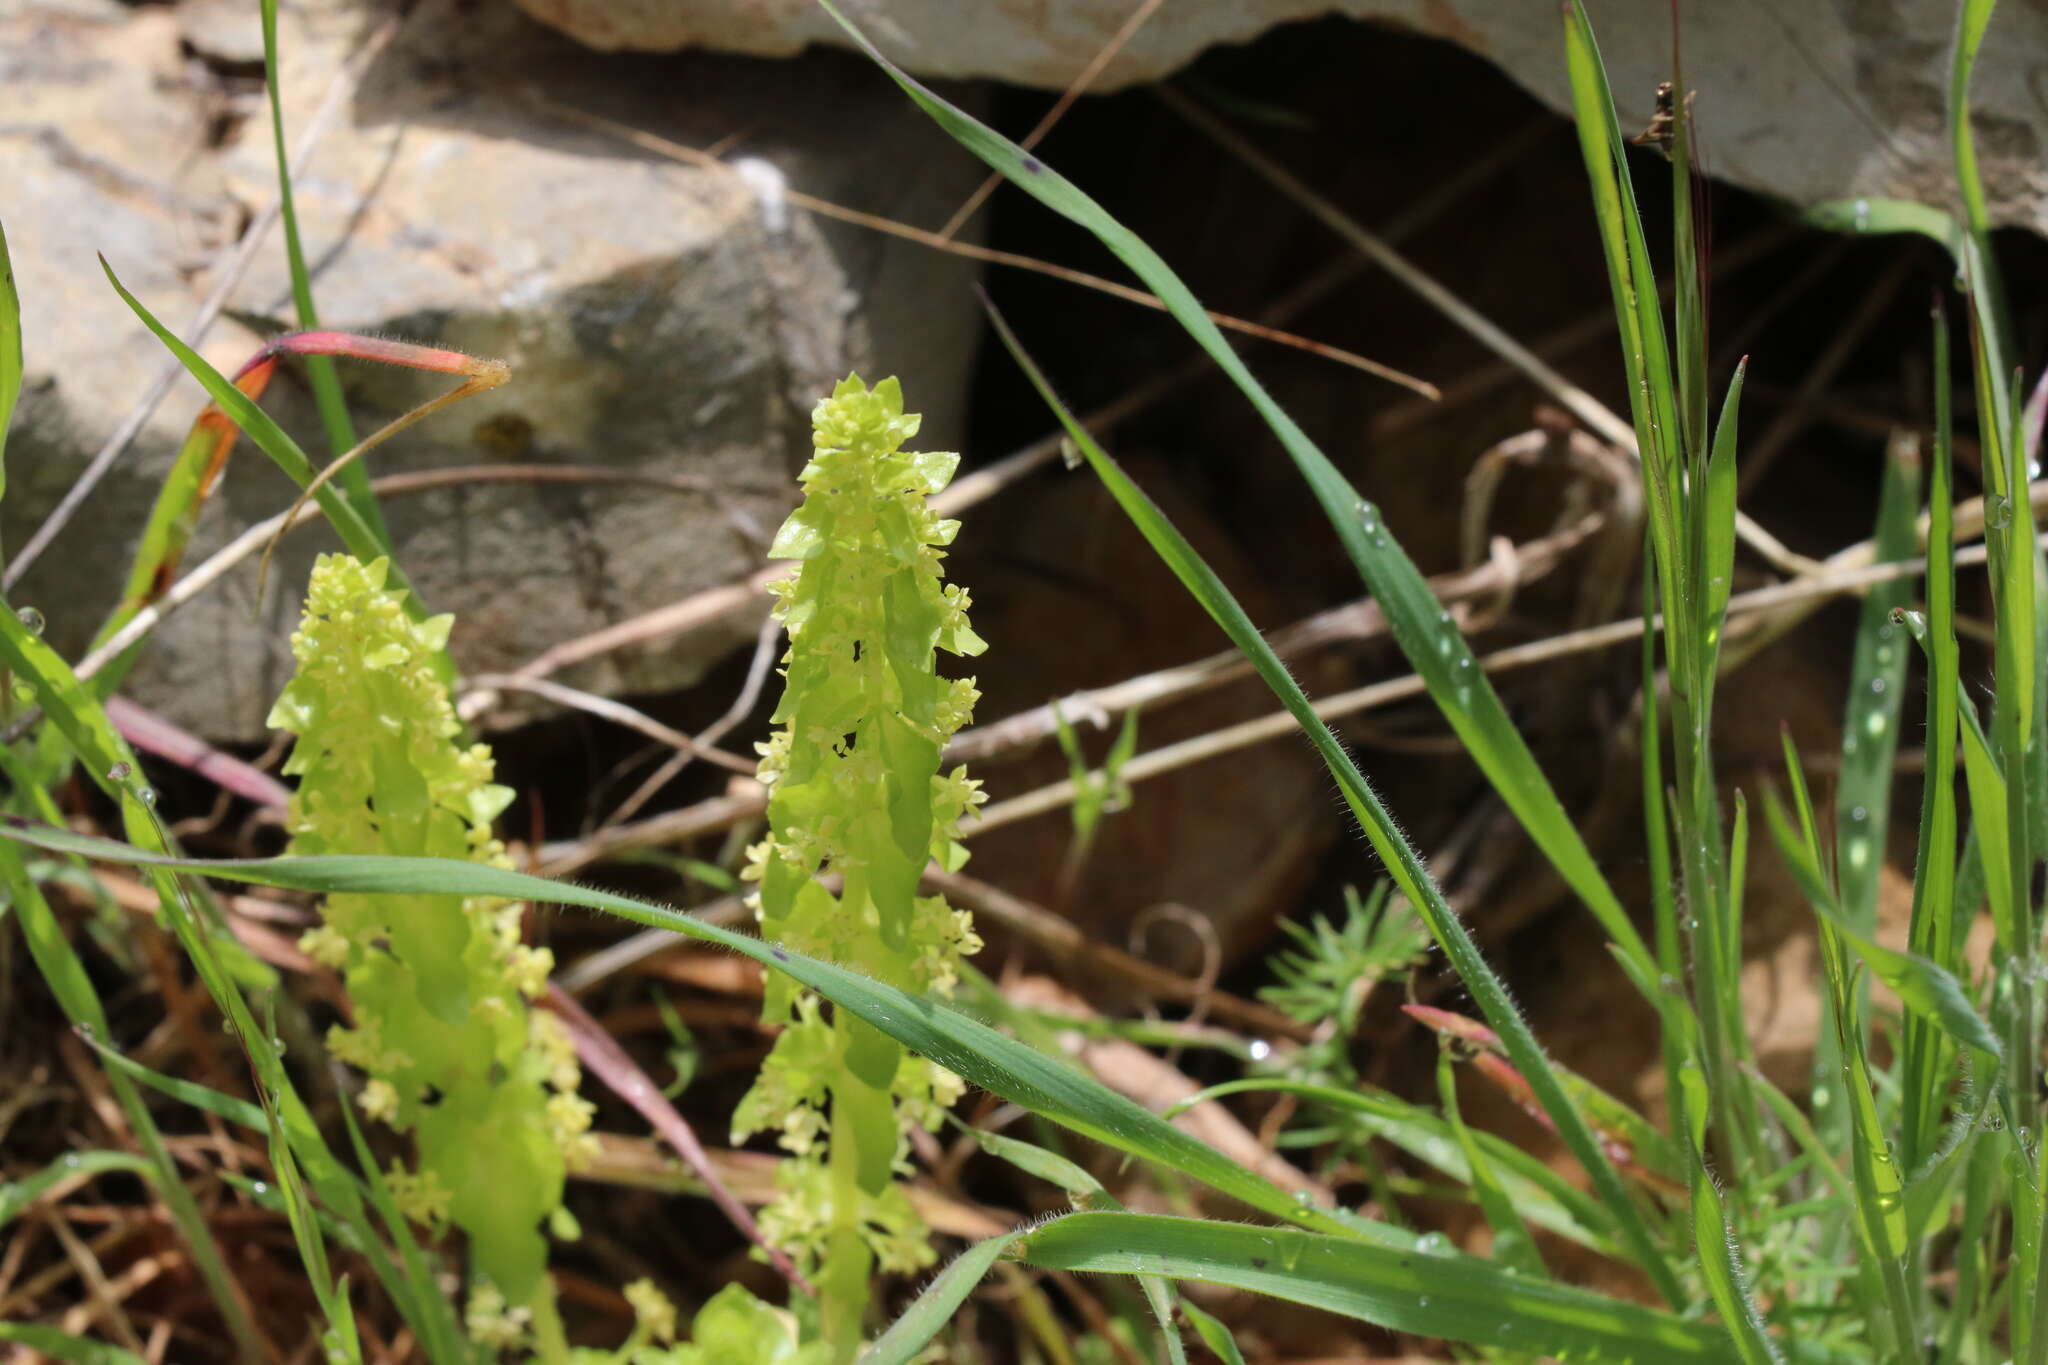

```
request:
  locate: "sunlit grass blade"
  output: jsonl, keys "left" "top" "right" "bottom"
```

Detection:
{"left": 258, "top": 0, "right": 385, "bottom": 541}
{"left": 0, "top": 817, "right": 1366, "bottom": 1241}
{"left": 812, "top": 0, "right": 1656, "bottom": 999}
{"left": 1013, "top": 1212, "right": 1733, "bottom": 1360}
{"left": 1804, "top": 198, "right": 1959, "bottom": 248}
{"left": 976, "top": 298, "right": 1682, "bottom": 1301}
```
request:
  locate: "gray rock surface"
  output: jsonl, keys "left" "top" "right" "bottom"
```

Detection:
{"left": 3, "top": 0, "right": 985, "bottom": 739}
{"left": 509, "top": 0, "right": 2048, "bottom": 236}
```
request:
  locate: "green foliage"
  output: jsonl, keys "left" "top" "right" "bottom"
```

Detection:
{"left": 731, "top": 374, "right": 986, "bottom": 1354}
{"left": 1261, "top": 883, "right": 1427, "bottom": 1073}
{"left": 272, "top": 553, "right": 590, "bottom": 1323}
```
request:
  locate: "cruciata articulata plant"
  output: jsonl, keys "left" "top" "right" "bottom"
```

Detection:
{"left": 732, "top": 373, "right": 986, "bottom": 1355}
{"left": 271, "top": 553, "right": 594, "bottom": 1346}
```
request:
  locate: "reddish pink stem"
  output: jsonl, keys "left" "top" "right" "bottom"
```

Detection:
{"left": 106, "top": 696, "right": 294, "bottom": 812}
{"left": 543, "top": 984, "right": 812, "bottom": 1294}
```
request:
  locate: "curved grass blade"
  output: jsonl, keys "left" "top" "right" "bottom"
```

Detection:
{"left": 0, "top": 817, "right": 1362, "bottom": 1242}
{"left": 809, "top": 0, "right": 1656, "bottom": 997}
{"left": 1014, "top": 1212, "right": 1733, "bottom": 1360}
{"left": 0, "top": 1151, "right": 154, "bottom": 1227}
{"left": 858, "top": 1232, "right": 1024, "bottom": 1365}
{"left": 977, "top": 299, "right": 1682, "bottom": 1300}
{"left": 1165, "top": 1078, "right": 1613, "bottom": 1251}
{"left": 97, "top": 263, "right": 439, "bottom": 637}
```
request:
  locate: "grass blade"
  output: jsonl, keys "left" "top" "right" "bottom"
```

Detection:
{"left": 258, "top": 0, "right": 386, "bottom": 542}
{"left": 98, "top": 263, "right": 411, "bottom": 597}
{"left": 0, "top": 816, "right": 1366, "bottom": 1242}
{"left": 1014, "top": 1212, "right": 1733, "bottom": 1360}
{"left": 1902, "top": 306, "right": 1964, "bottom": 1170}
{"left": 0, "top": 1151, "right": 155, "bottom": 1227}
{"left": 809, "top": 1, "right": 1656, "bottom": 996}
{"left": 858, "top": 1233, "right": 1023, "bottom": 1365}
{"left": 976, "top": 300, "right": 1682, "bottom": 1301}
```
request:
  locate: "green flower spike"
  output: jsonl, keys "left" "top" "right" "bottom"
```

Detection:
{"left": 732, "top": 375, "right": 986, "bottom": 1358}
{"left": 272, "top": 553, "right": 592, "bottom": 1336}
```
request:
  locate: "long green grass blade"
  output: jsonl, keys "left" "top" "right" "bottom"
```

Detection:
{"left": 1837, "top": 445, "right": 1921, "bottom": 933}
{"left": 0, "top": 598, "right": 438, "bottom": 1357}
{"left": 1902, "top": 305, "right": 1964, "bottom": 1170}
{"left": 810, "top": 1, "right": 1654, "bottom": 996}
{"left": 257, "top": 0, "right": 385, "bottom": 541}
{"left": 1014, "top": 1212, "right": 1732, "bottom": 1360}
{"left": 0, "top": 1151, "right": 155, "bottom": 1227}
{"left": 0, "top": 836, "right": 263, "bottom": 1362}
{"left": 859, "top": 1233, "right": 1023, "bottom": 1365}
{"left": 976, "top": 301, "right": 1682, "bottom": 1300}
{"left": 0, "top": 817, "right": 1362, "bottom": 1242}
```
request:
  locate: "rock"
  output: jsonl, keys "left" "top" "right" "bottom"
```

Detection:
{"left": 509, "top": 0, "right": 2048, "bottom": 237}
{"left": 2, "top": 0, "right": 986, "bottom": 740}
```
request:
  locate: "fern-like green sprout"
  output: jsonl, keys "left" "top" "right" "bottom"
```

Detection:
{"left": 271, "top": 553, "right": 593, "bottom": 1349}
{"left": 731, "top": 374, "right": 985, "bottom": 1356}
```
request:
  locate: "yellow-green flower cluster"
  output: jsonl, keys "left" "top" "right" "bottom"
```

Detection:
{"left": 732, "top": 375, "right": 985, "bottom": 1332}
{"left": 271, "top": 554, "right": 590, "bottom": 1313}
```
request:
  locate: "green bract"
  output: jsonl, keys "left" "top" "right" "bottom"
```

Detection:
{"left": 733, "top": 374, "right": 985, "bottom": 1353}
{"left": 271, "top": 554, "right": 592, "bottom": 1320}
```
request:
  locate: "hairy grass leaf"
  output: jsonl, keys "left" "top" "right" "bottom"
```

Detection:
{"left": 974, "top": 298, "right": 1681, "bottom": 1299}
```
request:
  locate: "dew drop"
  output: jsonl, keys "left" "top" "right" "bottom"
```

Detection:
{"left": 1415, "top": 1232, "right": 1450, "bottom": 1256}
{"left": 106, "top": 761, "right": 132, "bottom": 783}
{"left": 59, "top": 1153, "right": 82, "bottom": 1170}
{"left": 249, "top": 1180, "right": 271, "bottom": 1197}
{"left": 1247, "top": 1039, "right": 1273, "bottom": 1062}
{"left": 137, "top": 786, "right": 157, "bottom": 808}
{"left": 1869, "top": 677, "right": 1887, "bottom": 696}
{"left": 1852, "top": 198, "right": 1871, "bottom": 231}
{"left": 1866, "top": 712, "right": 1887, "bottom": 738}
{"left": 1987, "top": 494, "right": 2015, "bottom": 530}
{"left": 1847, "top": 839, "right": 1870, "bottom": 871}
{"left": 1849, "top": 805, "right": 1868, "bottom": 823}
{"left": 14, "top": 606, "right": 44, "bottom": 636}
{"left": 10, "top": 682, "right": 32, "bottom": 704}
{"left": 1419, "top": 1296, "right": 1432, "bottom": 1309}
